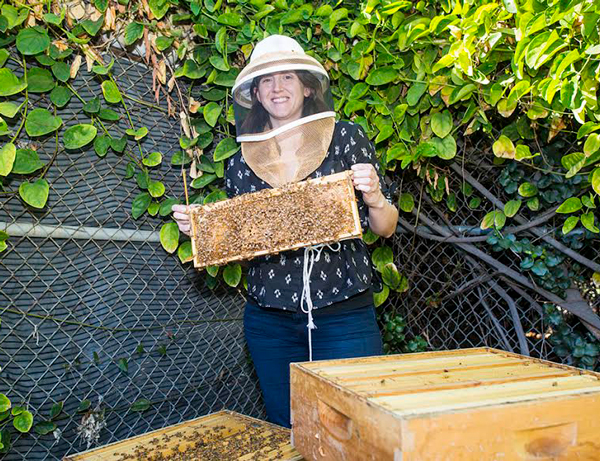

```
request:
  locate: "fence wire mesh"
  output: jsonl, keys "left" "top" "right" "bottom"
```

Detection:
{"left": 0, "top": 52, "right": 263, "bottom": 460}
{"left": 1, "top": 50, "right": 599, "bottom": 460}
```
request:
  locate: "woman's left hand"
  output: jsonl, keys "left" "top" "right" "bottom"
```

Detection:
{"left": 351, "top": 163, "right": 385, "bottom": 209}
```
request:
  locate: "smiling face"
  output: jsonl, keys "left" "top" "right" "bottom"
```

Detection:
{"left": 255, "top": 71, "right": 311, "bottom": 129}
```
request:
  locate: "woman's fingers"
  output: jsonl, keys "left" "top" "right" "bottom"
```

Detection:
{"left": 173, "top": 211, "right": 190, "bottom": 221}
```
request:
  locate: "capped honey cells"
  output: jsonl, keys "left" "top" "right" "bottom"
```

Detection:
{"left": 190, "top": 171, "right": 362, "bottom": 269}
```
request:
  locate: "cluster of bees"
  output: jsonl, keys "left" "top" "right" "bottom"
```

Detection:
{"left": 112, "top": 421, "right": 291, "bottom": 461}
{"left": 192, "top": 179, "right": 356, "bottom": 267}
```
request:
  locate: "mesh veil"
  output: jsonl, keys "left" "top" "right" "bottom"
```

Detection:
{"left": 232, "top": 40, "right": 335, "bottom": 188}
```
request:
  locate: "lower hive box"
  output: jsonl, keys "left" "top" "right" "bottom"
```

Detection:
{"left": 64, "top": 410, "right": 303, "bottom": 461}
{"left": 290, "top": 347, "right": 600, "bottom": 461}
{"left": 190, "top": 171, "right": 361, "bottom": 269}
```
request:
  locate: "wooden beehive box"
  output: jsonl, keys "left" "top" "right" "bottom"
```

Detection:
{"left": 190, "top": 171, "right": 361, "bottom": 269}
{"left": 290, "top": 347, "right": 600, "bottom": 461}
{"left": 64, "top": 410, "right": 303, "bottom": 461}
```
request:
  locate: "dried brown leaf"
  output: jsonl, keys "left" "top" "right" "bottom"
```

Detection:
{"left": 189, "top": 97, "right": 200, "bottom": 114}
{"left": 70, "top": 55, "right": 82, "bottom": 79}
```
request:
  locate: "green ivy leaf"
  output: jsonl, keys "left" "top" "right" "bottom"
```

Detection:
{"left": 34, "top": 421, "right": 56, "bottom": 436}
{"left": 160, "top": 222, "right": 180, "bottom": 253}
{"left": 431, "top": 135, "right": 456, "bottom": 160}
{"left": 81, "top": 17, "right": 104, "bottom": 36}
{"left": 382, "top": 262, "right": 401, "bottom": 290}
{"left": 125, "top": 126, "right": 148, "bottom": 141}
{"left": 518, "top": 182, "right": 538, "bottom": 198}
{"left": 101, "top": 80, "right": 122, "bottom": 104}
{"left": 203, "top": 189, "right": 227, "bottom": 204}
{"left": 148, "top": 180, "right": 165, "bottom": 198}
{"left": 13, "top": 411, "right": 33, "bottom": 433}
{"left": 372, "top": 245, "right": 393, "bottom": 273}
{"left": 0, "top": 102, "right": 21, "bottom": 118}
{"left": 191, "top": 173, "right": 217, "bottom": 189}
{"left": 26, "top": 67, "right": 55, "bottom": 93}
{"left": 431, "top": 110, "right": 453, "bottom": 138}
{"left": 493, "top": 135, "right": 516, "bottom": 159}
{"left": 178, "top": 240, "right": 193, "bottom": 263}
{"left": 93, "top": 135, "right": 111, "bottom": 158}
{"left": 19, "top": 179, "right": 49, "bottom": 208}
{"left": 131, "top": 192, "right": 151, "bottom": 219}
{"left": 562, "top": 216, "right": 579, "bottom": 235}
{"left": 581, "top": 212, "right": 599, "bottom": 233}
{"left": 223, "top": 263, "right": 242, "bottom": 287}
{"left": 584, "top": 133, "right": 600, "bottom": 156}
{"left": 591, "top": 168, "right": 600, "bottom": 196}
{"left": 43, "top": 13, "right": 62, "bottom": 26}
{"left": 50, "top": 86, "right": 72, "bottom": 107}
{"left": 156, "top": 36, "right": 175, "bottom": 51}
{"left": 117, "top": 358, "right": 128, "bottom": 373}
{"left": 0, "top": 143, "right": 17, "bottom": 176}
{"left": 83, "top": 97, "right": 101, "bottom": 114}
{"left": 203, "top": 102, "right": 222, "bottom": 127}
{"left": 77, "top": 399, "right": 91, "bottom": 413}
{"left": 504, "top": 200, "right": 522, "bottom": 218}
{"left": 209, "top": 56, "right": 230, "bottom": 71}
{"left": 51, "top": 61, "right": 70, "bottom": 82}
{"left": 365, "top": 66, "right": 398, "bottom": 86}
{"left": 98, "top": 108, "right": 120, "bottom": 122}
{"left": 406, "top": 82, "right": 428, "bottom": 106}
{"left": 16, "top": 26, "right": 50, "bottom": 55}
{"left": 373, "top": 285, "right": 390, "bottom": 308}
{"left": 49, "top": 401, "right": 63, "bottom": 420}
{"left": 124, "top": 22, "right": 144, "bottom": 46}
{"left": 25, "top": 108, "right": 63, "bottom": 137}
{"left": 362, "top": 228, "right": 379, "bottom": 245}
{"left": 527, "top": 197, "right": 540, "bottom": 211}
{"left": 556, "top": 197, "right": 582, "bottom": 214}
{"left": 148, "top": 202, "right": 160, "bottom": 216}
{"left": 206, "top": 265, "right": 219, "bottom": 277}
{"left": 130, "top": 399, "right": 151, "bottom": 412}
{"left": 213, "top": 138, "right": 240, "bottom": 162}
{"left": 63, "top": 124, "right": 97, "bottom": 149}
{"left": 0, "top": 69, "right": 27, "bottom": 96}
{"left": 171, "top": 151, "right": 191, "bottom": 166}
{"left": 0, "top": 395, "right": 10, "bottom": 413}
{"left": 217, "top": 12, "right": 244, "bottom": 27}
{"left": 110, "top": 136, "right": 127, "bottom": 153}
{"left": 149, "top": 0, "right": 170, "bottom": 20}
{"left": 12, "top": 149, "right": 44, "bottom": 174}
{"left": 92, "top": 58, "right": 115, "bottom": 75}
{"left": 143, "top": 152, "right": 162, "bottom": 167}
{"left": 398, "top": 192, "right": 414, "bottom": 213}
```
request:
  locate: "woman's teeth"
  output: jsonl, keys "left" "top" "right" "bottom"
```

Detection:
{"left": 272, "top": 97, "right": 289, "bottom": 103}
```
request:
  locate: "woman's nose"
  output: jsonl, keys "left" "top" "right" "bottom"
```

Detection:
{"left": 272, "top": 76, "right": 283, "bottom": 91}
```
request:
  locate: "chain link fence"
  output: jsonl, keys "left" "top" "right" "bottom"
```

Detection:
{"left": 383, "top": 133, "right": 600, "bottom": 363}
{"left": 0, "top": 52, "right": 263, "bottom": 460}
{"left": 2, "top": 50, "right": 600, "bottom": 460}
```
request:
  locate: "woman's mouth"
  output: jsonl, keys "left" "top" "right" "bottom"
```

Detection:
{"left": 271, "top": 97, "right": 289, "bottom": 103}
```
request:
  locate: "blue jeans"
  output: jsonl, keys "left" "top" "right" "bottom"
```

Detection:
{"left": 244, "top": 299, "right": 383, "bottom": 428}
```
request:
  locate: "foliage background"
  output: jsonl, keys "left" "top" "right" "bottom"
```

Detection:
{"left": 0, "top": 0, "right": 599, "bottom": 458}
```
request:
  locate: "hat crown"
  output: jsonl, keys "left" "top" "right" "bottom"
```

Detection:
{"left": 250, "top": 35, "right": 305, "bottom": 62}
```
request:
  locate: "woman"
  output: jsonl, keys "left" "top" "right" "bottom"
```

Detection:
{"left": 173, "top": 35, "right": 398, "bottom": 428}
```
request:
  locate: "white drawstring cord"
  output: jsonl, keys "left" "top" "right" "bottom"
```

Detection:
{"left": 300, "top": 242, "right": 341, "bottom": 361}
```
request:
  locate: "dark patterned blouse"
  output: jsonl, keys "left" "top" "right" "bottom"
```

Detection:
{"left": 225, "top": 120, "right": 391, "bottom": 312}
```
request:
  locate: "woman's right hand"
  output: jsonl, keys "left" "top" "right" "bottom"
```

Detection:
{"left": 172, "top": 204, "right": 199, "bottom": 236}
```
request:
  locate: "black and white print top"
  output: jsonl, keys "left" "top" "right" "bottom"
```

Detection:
{"left": 225, "top": 120, "right": 391, "bottom": 311}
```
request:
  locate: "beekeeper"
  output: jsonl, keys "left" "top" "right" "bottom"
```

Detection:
{"left": 173, "top": 35, "right": 398, "bottom": 428}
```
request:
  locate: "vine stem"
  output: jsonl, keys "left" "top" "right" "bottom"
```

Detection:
{"left": 0, "top": 306, "right": 241, "bottom": 333}
{"left": 108, "top": 74, "right": 146, "bottom": 160}
{"left": 66, "top": 83, "right": 144, "bottom": 169}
